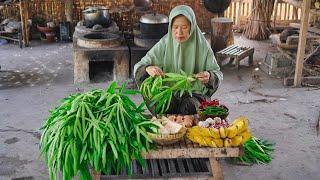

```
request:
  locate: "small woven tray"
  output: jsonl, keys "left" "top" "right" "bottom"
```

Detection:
{"left": 147, "top": 129, "right": 186, "bottom": 146}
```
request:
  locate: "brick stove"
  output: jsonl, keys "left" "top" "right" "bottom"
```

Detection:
{"left": 73, "top": 21, "right": 130, "bottom": 84}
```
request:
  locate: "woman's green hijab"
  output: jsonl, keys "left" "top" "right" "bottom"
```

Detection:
{"left": 134, "top": 5, "right": 223, "bottom": 95}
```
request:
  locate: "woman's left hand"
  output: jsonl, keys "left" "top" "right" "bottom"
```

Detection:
{"left": 195, "top": 71, "right": 210, "bottom": 84}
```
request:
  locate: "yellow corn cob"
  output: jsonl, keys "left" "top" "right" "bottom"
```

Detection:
{"left": 231, "top": 136, "right": 243, "bottom": 147}
{"left": 209, "top": 128, "right": 220, "bottom": 139}
{"left": 213, "top": 138, "right": 224, "bottom": 148}
{"left": 226, "top": 125, "right": 237, "bottom": 138}
{"left": 219, "top": 127, "right": 226, "bottom": 139}
{"left": 239, "top": 130, "right": 252, "bottom": 143}
{"left": 224, "top": 138, "right": 232, "bottom": 147}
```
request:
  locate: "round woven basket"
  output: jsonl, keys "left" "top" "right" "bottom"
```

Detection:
{"left": 147, "top": 129, "right": 186, "bottom": 145}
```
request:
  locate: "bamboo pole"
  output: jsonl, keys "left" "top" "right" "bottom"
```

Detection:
{"left": 65, "top": 0, "right": 74, "bottom": 22}
{"left": 294, "top": 0, "right": 311, "bottom": 87}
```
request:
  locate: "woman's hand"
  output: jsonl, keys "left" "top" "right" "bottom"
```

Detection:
{"left": 195, "top": 71, "right": 210, "bottom": 84}
{"left": 146, "top": 66, "right": 165, "bottom": 77}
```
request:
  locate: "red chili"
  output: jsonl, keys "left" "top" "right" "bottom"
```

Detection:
{"left": 200, "top": 99, "right": 220, "bottom": 109}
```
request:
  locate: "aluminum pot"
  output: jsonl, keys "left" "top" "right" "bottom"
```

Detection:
{"left": 134, "top": 0, "right": 152, "bottom": 8}
{"left": 203, "top": 0, "right": 232, "bottom": 14}
{"left": 139, "top": 13, "right": 169, "bottom": 39}
{"left": 82, "top": 6, "right": 110, "bottom": 28}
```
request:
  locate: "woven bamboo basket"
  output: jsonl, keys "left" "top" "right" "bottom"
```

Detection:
{"left": 147, "top": 128, "right": 187, "bottom": 145}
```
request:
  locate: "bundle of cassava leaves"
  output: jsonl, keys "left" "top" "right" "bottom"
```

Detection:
{"left": 40, "top": 82, "right": 157, "bottom": 180}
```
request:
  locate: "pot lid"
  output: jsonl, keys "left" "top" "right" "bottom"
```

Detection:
{"left": 140, "top": 13, "right": 169, "bottom": 24}
{"left": 83, "top": 6, "right": 108, "bottom": 13}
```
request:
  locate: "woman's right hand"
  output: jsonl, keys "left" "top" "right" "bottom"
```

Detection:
{"left": 146, "top": 66, "right": 164, "bottom": 77}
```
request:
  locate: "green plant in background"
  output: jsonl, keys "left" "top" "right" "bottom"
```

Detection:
{"left": 140, "top": 71, "right": 201, "bottom": 115}
{"left": 40, "top": 82, "right": 157, "bottom": 180}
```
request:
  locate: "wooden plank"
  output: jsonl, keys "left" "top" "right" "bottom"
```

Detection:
{"left": 279, "top": 2, "right": 283, "bottom": 21}
{"left": 294, "top": 0, "right": 311, "bottom": 87}
{"left": 289, "top": 22, "right": 320, "bottom": 35}
{"left": 218, "top": 45, "right": 236, "bottom": 54}
{"left": 210, "top": 158, "right": 223, "bottom": 180}
{"left": 284, "top": 2, "right": 287, "bottom": 21}
{"left": 142, "top": 147, "right": 241, "bottom": 159}
{"left": 158, "top": 159, "right": 168, "bottom": 175}
{"left": 185, "top": 159, "right": 195, "bottom": 173}
{"left": 236, "top": 0, "right": 243, "bottom": 26}
{"left": 284, "top": 76, "right": 320, "bottom": 86}
{"left": 167, "top": 159, "right": 177, "bottom": 174}
{"left": 141, "top": 159, "right": 151, "bottom": 175}
{"left": 132, "top": 160, "right": 140, "bottom": 175}
{"left": 176, "top": 159, "right": 186, "bottom": 173}
{"left": 150, "top": 159, "right": 160, "bottom": 176}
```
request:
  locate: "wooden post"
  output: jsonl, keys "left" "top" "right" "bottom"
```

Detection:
{"left": 19, "top": 0, "right": 29, "bottom": 47}
{"left": 211, "top": 17, "right": 234, "bottom": 53}
{"left": 209, "top": 158, "right": 223, "bottom": 180}
{"left": 236, "top": 0, "right": 243, "bottom": 26}
{"left": 294, "top": 0, "right": 311, "bottom": 87}
{"left": 65, "top": 0, "right": 74, "bottom": 22}
{"left": 273, "top": 0, "right": 279, "bottom": 30}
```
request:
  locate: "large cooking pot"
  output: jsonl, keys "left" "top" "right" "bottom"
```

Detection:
{"left": 203, "top": 0, "right": 232, "bottom": 14}
{"left": 82, "top": 6, "right": 110, "bottom": 28}
{"left": 139, "top": 13, "right": 169, "bottom": 39}
{"left": 134, "top": 0, "right": 152, "bottom": 9}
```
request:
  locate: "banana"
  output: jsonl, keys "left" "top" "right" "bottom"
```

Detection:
{"left": 202, "top": 136, "right": 217, "bottom": 148}
{"left": 209, "top": 128, "right": 220, "bottom": 139}
{"left": 235, "top": 120, "right": 247, "bottom": 134}
{"left": 224, "top": 138, "right": 232, "bottom": 147}
{"left": 200, "top": 127, "right": 211, "bottom": 137}
{"left": 231, "top": 136, "right": 243, "bottom": 147}
{"left": 219, "top": 127, "right": 226, "bottom": 139}
{"left": 213, "top": 138, "right": 224, "bottom": 148}
{"left": 226, "top": 125, "right": 237, "bottom": 138}
{"left": 239, "top": 130, "right": 252, "bottom": 143}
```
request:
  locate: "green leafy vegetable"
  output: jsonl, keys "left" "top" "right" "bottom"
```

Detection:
{"left": 40, "top": 82, "right": 157, "bottom": 180}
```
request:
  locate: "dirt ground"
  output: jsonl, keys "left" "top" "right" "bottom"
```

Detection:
{"left": 0, "top": 35, "right": 319, "bottom": 180}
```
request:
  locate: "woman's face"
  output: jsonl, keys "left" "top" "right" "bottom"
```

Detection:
{"left": 171, "top": 15, "right": 191, "bottom": 43}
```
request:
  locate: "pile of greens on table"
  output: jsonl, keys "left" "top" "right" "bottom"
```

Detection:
{"left": 140, "top": 71, "right": 207, "bottom": 115}
{"left": 40, "top": 82, "right": 157, "bottom": 180}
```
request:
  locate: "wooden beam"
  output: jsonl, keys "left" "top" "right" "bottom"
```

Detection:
{"left": 294, "top": 0, "right": 311, "bottom": 87}
{"left": 65, "top": 0, "right": 73, "bottom": 22}
{"left": 142, "top": 147, "right": 242, "bottom": 159}
{"left": 290, "top": 22, "right": 320, "bottom": 34}
{"left": 284, "top": 76, "right": 320, "bottom": 86}
{"left": 236, "top": 0, "right": 243, "bottom": 26}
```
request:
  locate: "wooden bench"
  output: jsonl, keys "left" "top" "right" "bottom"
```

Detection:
{"left": 93, "top": 138, "right": 243, "bottom": 180}
{"left": 215, "top": 45, "right": 254, "bottom": 70}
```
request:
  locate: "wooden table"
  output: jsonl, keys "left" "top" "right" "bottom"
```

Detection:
{"left": 215, "top": 45, "right": 254, "bottom": 70}
{"left": 93, "top": 138, "right": 243, "bottom": 180}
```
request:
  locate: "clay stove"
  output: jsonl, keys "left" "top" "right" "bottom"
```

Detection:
{"left": 73, "top": 21, "right": 130, "bottom": 84}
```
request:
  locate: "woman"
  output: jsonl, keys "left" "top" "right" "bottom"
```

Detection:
{"left": 134, "top": 5, "right": 223, "bottom": 115}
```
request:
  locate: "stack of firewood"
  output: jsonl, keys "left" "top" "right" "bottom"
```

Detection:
{"left": 243, "top": 0, "right": 275, "bottom": 40}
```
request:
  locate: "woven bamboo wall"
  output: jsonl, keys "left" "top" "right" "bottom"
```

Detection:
{"left": 0, "top": 0, "right": 217, "bottom": 32}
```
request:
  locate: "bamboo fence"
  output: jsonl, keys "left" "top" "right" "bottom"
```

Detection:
{"left": 0, "top": 0, "right": 302, "bottom": 33}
